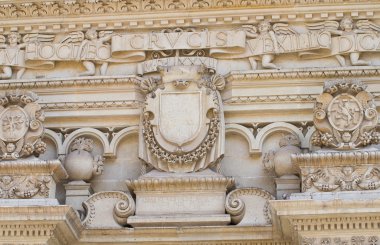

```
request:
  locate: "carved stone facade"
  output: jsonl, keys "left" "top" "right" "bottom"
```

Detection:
{"left": 2, "top": 1, "right": 380, "bottom": 245}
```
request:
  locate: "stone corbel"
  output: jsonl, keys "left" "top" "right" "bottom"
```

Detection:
{"left": 82, "top": 191, "right": 135, "bottom": 228}
{"left": 225, "top": 188, "right": 275, "bottom": 226}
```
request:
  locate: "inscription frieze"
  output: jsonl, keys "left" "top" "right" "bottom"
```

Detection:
{"left": 2, "top": 18, "right": 380, "bottom": 79}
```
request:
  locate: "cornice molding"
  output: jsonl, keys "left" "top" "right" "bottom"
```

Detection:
{"left": 0, "top": 205, "right": 82, "bottom": 244}
{"left": 0, "top": 0, "right": 371, "bottom": 18}
{"left": 0, "top": 75, "right": 140, "bottom": 90}
{"left": 0, "top": 1, "right": 378, "bottom": 32}
{"left": 41, "top": 100, "right": 144, "bottom": 110}
{"left": 224, "top": 94, "right": 317, "bottom": 104}
{"left": 226, "top": 66, "right": 380, "bottom": 83}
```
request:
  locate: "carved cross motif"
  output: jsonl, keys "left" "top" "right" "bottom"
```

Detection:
{"left": 2, "top": 112, "right": 26, "bottom": 138}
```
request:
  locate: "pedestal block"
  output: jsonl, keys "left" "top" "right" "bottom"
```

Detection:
{"left": 127, "top": 169, "right": 234, "bottom": 227}
{"left": 0, "top": 157, "right": 68, "bottom": 199}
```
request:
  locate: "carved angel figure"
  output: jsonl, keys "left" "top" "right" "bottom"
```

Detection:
{"left": 241, "top": 21, "right": 296, "bottom": 69}
{"left": 61, "top": 28, "right": 114, "bottom": 76}
{"left": 0, "top": 32, "right": 54, "bottom": 80}
{"left": 307, "top": 17, "right": 380, "bottom": 66}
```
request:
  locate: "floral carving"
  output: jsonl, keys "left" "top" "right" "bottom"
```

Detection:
{"left": 301, "top": 166, "right": 380, "bottom": 192}
{"left": 167, "top": 0, "right": 186, "bottom": 9}
{"left": 0, "top": 175, "right": 50, "bottom": 199}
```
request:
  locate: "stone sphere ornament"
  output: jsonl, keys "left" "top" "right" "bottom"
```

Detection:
{"left": 64, "top": 137, "right": 104, "bottom": 182}
{"left": 263, "top": 134, "right": 302, "bottom": 178}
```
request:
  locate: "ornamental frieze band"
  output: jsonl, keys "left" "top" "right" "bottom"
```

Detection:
{"left": 3, "top": 17, "right": 380, "bottom": 79}
{"left": 1, "top": 2, "right": 380, "bottom": 245}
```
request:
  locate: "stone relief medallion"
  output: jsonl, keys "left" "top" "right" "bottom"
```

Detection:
{"left": 327, "top": 94, "right": 363, "bottom": 131}
{"left": 139, "top": 66, "right": 225, "bottom": 173}
{"left": 312, "top": 79, "right": 379, "bottom": 150}
{"left": 0, "top": 106, "right": 29, "bottom": 142}
{"left": 0, "top": 91, "right": 46, "bottom": 160}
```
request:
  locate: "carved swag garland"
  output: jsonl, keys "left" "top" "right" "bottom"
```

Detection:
{"left": 142, "top": 108, "right": 220, "bottom": 167}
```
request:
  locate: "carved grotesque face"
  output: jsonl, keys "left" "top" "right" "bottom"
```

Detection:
{"left": 342, "top": 132, "right": 352, "bottom": 143}
{"left": 340, "top": 17, "right": 354, "bottom": 31}
{"left": 6, "top": 143, "right": 15, "bottom": 153}
{"left": 342, "top": 166, "right": 354, "bottom": 176}
{"left": 258, "top": 21, "right": 271, "bottom": 33}
{"left": 85, "top": 29, "right": 98, "bottom": 40}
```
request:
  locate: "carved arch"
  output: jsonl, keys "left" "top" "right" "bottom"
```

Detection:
{"left": 43, "top": 129, "right": 65, "bottom": 155}
{"left": 109, "top": 126, "right": 139, "bottom": 157}
{"left": 226, "top": 122, "right": 308, "bottom": 156}
{"left": 304, "top": 126, "right": 316, "bottom": 148}
{"left": 256, "top": 122, "right": 306, "bottom": 152}
{"left": 225, "top": 124, "right": 256, "bottom": 154}
{"left": 63, "top": 128, "right": 111, "bottom": 156}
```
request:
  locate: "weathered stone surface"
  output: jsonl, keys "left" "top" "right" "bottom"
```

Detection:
{"left": 1, "top": 1, "right": 380, "bottom": 244}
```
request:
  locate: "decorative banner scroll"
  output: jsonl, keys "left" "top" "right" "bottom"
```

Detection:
{"left": 249, "top": 31, "right": 331, "bottom": 57}
{"left": 299, "top": 33, "right": 380, "bottom": 59}
{"left": 138, "top": 56, "right": 217, "bottom": 74}
{"left": 25, "top": 42, "right": 126, "bottom": 64}
{"left": 330, "top": 33, "right": 380, "bottom": 54}
{"left": 111, "top": 30, "right": 247, "bottom": 61}
{"left": 7, "top": 29, "right": 379, "bottom": 71}
{"left": 0, "top": 48, "right": 54, "bottom": 69}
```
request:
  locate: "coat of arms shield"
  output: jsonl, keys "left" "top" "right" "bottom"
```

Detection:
{"left": 158, "top": 91, "right": 202, "bottom": 147}
{"left": 139, "top": 67, "right": 225, "bottom": 173}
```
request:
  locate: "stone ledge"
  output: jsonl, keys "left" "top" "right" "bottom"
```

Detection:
{"left": 128, "top": 214, "right": 231, "bottom": 227}
{"left": 290, "top": 190, "right": 380, "bottom": 201}
{"left": 226, "top": 66, "right": 380, "bottom": 82}
{"left": 0, "top": 75, "right": 140, "bottom": 90}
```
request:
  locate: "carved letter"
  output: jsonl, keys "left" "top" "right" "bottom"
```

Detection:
{"left": 339, "top": 36, "right": 353, "bottom": 53}
{"left": 358, "top": 34, "right": 375, "bottom": 51}
{"left": 187, "top": 33, "right": 202, "bottom": 48}
{"left": 39, "top": 43, "right": 55, "bottom": 59}
{"left": 130, "top": 35, "right": 144, "bottom": 49}
{"left": 4, "top": 49, "right": 18, "bottom": 65}
{"left": 149, "top": 33, "right": 165, "bottom": 49}
{"left": 165, "top": 32, "right": 181, "bottom": 48}
{"left": 97, "top": 45, "right": 111, "bottom": 60}
{"left": 56, "top": 44, "right": 71, "bottom": 60}
{"left": 215, "top": 32, "right": 227, "bottom": 46}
